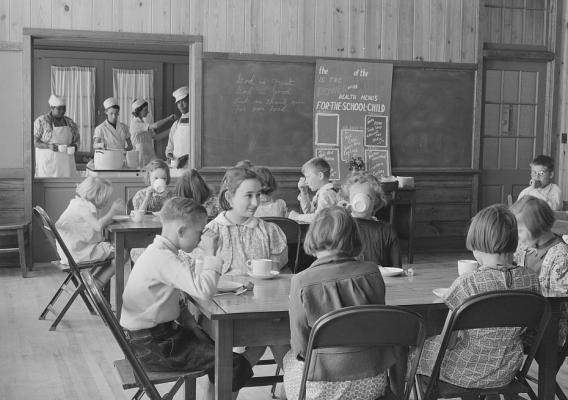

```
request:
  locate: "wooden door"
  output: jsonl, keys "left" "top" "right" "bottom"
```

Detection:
{"left": 480, "top": 60, "right": 547, "bottom": 207}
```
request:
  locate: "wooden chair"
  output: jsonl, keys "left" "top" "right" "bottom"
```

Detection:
{"left": 83, "top": 273, "right": 205, "bottom": 400}
{"left": 261, "top": 217, "right": 301, "bottom": 273}
{"left": 0, "top": 222, "right": 30, "bottom": 277}
{"left": 298, "top": 305, "right": 427, "bottom": 400}
{"left": 416, "top": 290, "right": 551, "bottom": 400}
{"left": 33, "top": 206, "right": 110, "bottom": 331}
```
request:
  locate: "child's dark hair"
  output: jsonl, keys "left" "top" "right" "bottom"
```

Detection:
{"left": 466, "top": 204, "right": 518, "bottom": 254}
{"left": 160, "top": 197, "right": 207, "bottom": 224}
{"left": 302, "top": 157, "right": 331, "bottom": 179}
{"left": 235, "top": 160, "right": 254, "bottom": 169}
{"left": 144, "top": 159, "right": 171, "bottom": 185}
{"left": 218, "top": 167, "right": 260, "bottom": 211}
{"left": 131, "top": 101, "right": 148, "bottom": 118}
{"left": 174, "top": 169, "right": 213, "bottom": 205}
{"left": 510, "top": 196, "right": 554, "bottom": 239}
{"left": 531, "top": 155, "right": 554, "bottom": 171}
{"left": 252, "top": 166, "right": 277, "bottom": 195}
{"left": 304, "top": 206, "right": 362, "bottom": 257}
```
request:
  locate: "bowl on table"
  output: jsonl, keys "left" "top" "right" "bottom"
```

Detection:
{"left": 379, "top": 266, "right": 404, "bottom": 277}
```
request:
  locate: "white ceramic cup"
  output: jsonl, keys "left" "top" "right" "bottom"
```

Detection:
{"left": 247, "top": 259, "right": 272, "bottom": 276}
{"left": 66, "top": 146, "right": 75, "bottom": 155}
{"left": 458, "top": 259, "right": 479, "bottom": 276}
{"left": 170, "top": 158, "right": 179, "bottom": 169}
{"left": 58, "top": 144, "right": 68, "bottom": 152}
{"left": 130, "top": 210, "right": 145, "bottom": 222}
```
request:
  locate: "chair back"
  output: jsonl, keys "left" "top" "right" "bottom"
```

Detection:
{"left": 261, "top": 217, "right": 302, "bottom": 273}
{"left": 83, "top": 273, "right": 162, "bottom": 400}
{"left": 425, "top": 290, "right": 551, "bottom": 399}
{"left": 299, "top": 305, "right": 426, "bottom": 400}
{"left": 127, "top": 197, "right": 135, "bottom": 214}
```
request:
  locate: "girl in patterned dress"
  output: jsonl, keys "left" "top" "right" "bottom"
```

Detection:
{"left": 417, "top": 204, "right": 540, "bottom": 388}
{"left": 511, "top": 196, "right": 568, "bottom": 345}
{"left": 131, "top": 159, "right": 174, "bottom": 213}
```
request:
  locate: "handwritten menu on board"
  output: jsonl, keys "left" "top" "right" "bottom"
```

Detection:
{"left": 366, "top": 149, "right": 391, "bottom": 177}
{"left": 313, "top": 59, "right": 393, "bottom": 180}
{"left": 316, "top": 148, "right": 340, "bottom": 180}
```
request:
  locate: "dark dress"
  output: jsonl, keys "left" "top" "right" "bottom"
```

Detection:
{"left": 355, "top": 218, "right": 401, "bottom": 267}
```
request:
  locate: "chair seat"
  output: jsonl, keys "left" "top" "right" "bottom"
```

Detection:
{"left": 54, "top": 258, "right": 112, "bottom": 272}
{"left": 113, "top": 359, "right": 205, "bottom": 390}
{"left": 417, "top": 374, "right": 531, "bottom": 398}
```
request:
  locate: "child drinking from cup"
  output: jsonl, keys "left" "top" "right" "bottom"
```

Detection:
{"left": 252, "top": 166, "right": 288, "bottom": 218}
{"left": 283, "top": 206, "right": 394, "bottom": 400}
{"left": 517, "top": 155, "right": 562, "bottom": 211}
{"left": 416, "top": 204, "right": 540, "bottom": 388}
{"left": 342, "top": 172, "right": 401, "bottom": 268}
{"left": 174, "top": 168, "right": 219, "bottom": 217}
{"left": 120, "top": 197, "right": 253, "bottom": 400}
{"left": 289, "top": 157, "right": 339, "bottom": 223}
{"left": 55, "top": 176, "right": 124, "bottom": 287}
{"left": 132, "top": 159, "right": 174, "bottom": 213}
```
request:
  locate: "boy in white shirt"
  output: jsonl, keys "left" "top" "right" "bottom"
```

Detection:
{"left": 517, "top": 155, "right": 562, "bottom": 211}
{"left": 120, "top": 197, "right": 253, "bottom": 399}
{"left": 289, "top": 157, "right": 339, "bottom": 223}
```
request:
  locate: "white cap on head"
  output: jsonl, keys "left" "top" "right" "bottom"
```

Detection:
{"left": 103, "top": 97, "right": 119, "bottom": 110}
{"left": 48, "top": 94, "right": 66, "bottom": 107}
{"left": 172, "top": 86, "right": 189, "bottom": 103}
{"left": 131, "top": 98, "right": 147, "bottom": 112}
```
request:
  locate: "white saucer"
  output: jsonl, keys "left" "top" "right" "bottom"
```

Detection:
{"left": 217, "top": 281, "right": 243, "bottom": 293}
{"left": 112, "top": 215, "right": 130, "bottom": 222}
{"left": 152, "top": 211, "right": 160, "bottom": 217}
{"left": 432, "top": 288, "right": 450, "bottom": 298}
{"left": 379, "top": 267, "right": 405, "bottom": 277}
{"left": 248, "top": 271, "right": 280, "bottom": 280}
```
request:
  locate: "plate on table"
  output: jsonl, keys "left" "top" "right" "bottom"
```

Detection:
{"left": 217, "top": 281, "right": 243, "bottom": 293}
{"left": 379, "top": 267, "right": 405, "bottom": 277}
{"left": 112, "top": 215, "right": 130, "bottom": 222}
{"left": 248, "top": 271, "right": 280, "bottom": 280}
{"left": 152, "top": 212, "right": 161, "bottom": 217}
{"left": 432, "top": 288, "right": 450, "bottom": 298}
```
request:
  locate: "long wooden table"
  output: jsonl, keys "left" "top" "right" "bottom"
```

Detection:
{"left": 194, "top": 262, "right": 564, "bottom": 400}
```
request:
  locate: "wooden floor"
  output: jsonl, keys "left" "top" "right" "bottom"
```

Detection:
{"left": 1, "top": 253, "right": 568, "bottom": 399}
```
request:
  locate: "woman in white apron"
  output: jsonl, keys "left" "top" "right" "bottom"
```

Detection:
{"left": 165, "top": 86, "right": 191, "bottom": 168}
{"left": 33, "top": 95, "right": 78, "bottom": 177}
{"left": 130, "top": 98, "right": 176, "bottom": 167}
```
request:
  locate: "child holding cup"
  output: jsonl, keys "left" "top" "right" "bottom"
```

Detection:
{"left": 131, "top": 159, "right": 174, "bottom": 213}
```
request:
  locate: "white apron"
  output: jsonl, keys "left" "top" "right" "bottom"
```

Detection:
{"left": 35, "top": 125, "right": 76, "bottom": 177}
{"left": 173, "top": 122, "right": 191, "bottom": 158}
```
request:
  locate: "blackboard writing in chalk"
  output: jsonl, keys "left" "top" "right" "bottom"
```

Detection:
{"left": 366, "top": 149, "right": 391, "bottom": 178}
{"left": 341, "top": 130, "right": 364, "bottom": 162}
{"left": 365, "top": 115, "right": 388, "bottom": 147}
{"left": 315, "top": 113, "right": 339, "bottom": 145}
{"left": 316, "top": 147, "right": 340, "bottom": 180}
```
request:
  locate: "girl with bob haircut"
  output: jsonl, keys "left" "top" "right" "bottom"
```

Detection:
{"left": 174, "top": 169, "right": 219, "bottom": 217}
{"left": 252, "top": 166, "right": 288, "bottom": 217}
{"left": 417, "top": 204, "right": 540, "bottom": 389}
{"left": 284, "top": 206, "right": 394, "bottom": 400}
{"left": 131, "top": 159, "right": 174, "bottom": 213}
{"left": 511, "top": 196, "right": 568, "bottom": 344}
{"left": 341, "top": 172, "right": 400, "bottom": 268}
{"left": 55, "top": 176, "right": 125, "bottom": 286}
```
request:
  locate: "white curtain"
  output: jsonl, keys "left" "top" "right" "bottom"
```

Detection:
{"left": 51, "top": 66, "right": 96, "bottom": 152}
{"left": 113, "top": 68, "right": 154, "bottom": 126}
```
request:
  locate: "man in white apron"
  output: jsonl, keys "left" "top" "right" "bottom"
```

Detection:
{"left": 33, "top": 94, "right": 79, "bottom": 177}
{"left": 166, "top": 86, "right": 191, "bottom": 168}
{"left": 94, "top": 97, "right": 133, "bottom": 151}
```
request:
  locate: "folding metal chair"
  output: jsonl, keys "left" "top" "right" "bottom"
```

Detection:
{"left": 83, "top": 273, "right": 205, "bottom": 400}
{"left": 416, "top": 290, "right": 551, "bottom": 400}
{"left": 298, "top": 305, "right": 427, "bottom": 400}
{"left": 34, "top": 205, "right": 111, "bottom": 331}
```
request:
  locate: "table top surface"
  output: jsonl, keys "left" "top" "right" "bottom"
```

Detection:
{"left": 107, "top": 214, "right": 162, "bottom": 232}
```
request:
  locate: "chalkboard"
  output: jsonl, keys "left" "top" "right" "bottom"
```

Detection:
{"left": 315, "top": 113, "right": 339, "bottom": 145}
{"left": 366, "top": 149, "right": 390, "bottom": 177}
{"left": 202, "top": 56, "right": 315, "bottom": 167}
{"left": 390, "top": 68, "right": 474, "bottom": 168}
{"left": 365, "top": 115, "right": 388, "bottom": 147}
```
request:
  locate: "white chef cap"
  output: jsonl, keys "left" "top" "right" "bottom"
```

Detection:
{"left": 131, "top": 98, "right": 147, "bottom": 113}
{"left": 48, "top": 94, "right": 66, "bottom": 107}
{"left": 172, "top": 86, "right": 189, "bottom": 103}
{"left": 103, "top": 97, "right": 119, "bottom": 110}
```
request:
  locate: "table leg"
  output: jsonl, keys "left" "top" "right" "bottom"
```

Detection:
{"left": 215, "top": 319, "right": 234, "bottom": 400}
{"left": 114, "top": 232, "right": 125, "bottom": 319}
{"left": 538, "top": 312, "right": 559, "bottom": 400}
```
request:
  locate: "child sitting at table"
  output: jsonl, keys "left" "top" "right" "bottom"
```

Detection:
{"left": 289, "top": 157, "right": 339, "bottom": 224}
{"left": 56, "top": 176, "right": 124, "bottom": 287}
{"left": 120, "top": 197, "right": 253, "bottom": 400}
{"left": 417, "top": 204, "right": 540, "bottom": 388}
{"left": 511, "top": 196, "right": 568, "bottom": 345}
{"left": 252, "top": 166, "right": 288, "bottom": 218}
{"left": 131, "top": 159, "right": 174, "bottom": 213}
{"left": 517, "top": 155, "right": 562, "bottom": 211}
{"left": 283, "top": 206, "right": 395, "bottom": 400}
{"left": 174, "top": 168, "right": 219, "bottom": 217}
{"left": 342, "top": 172, "right": 401, "bottom": 268}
